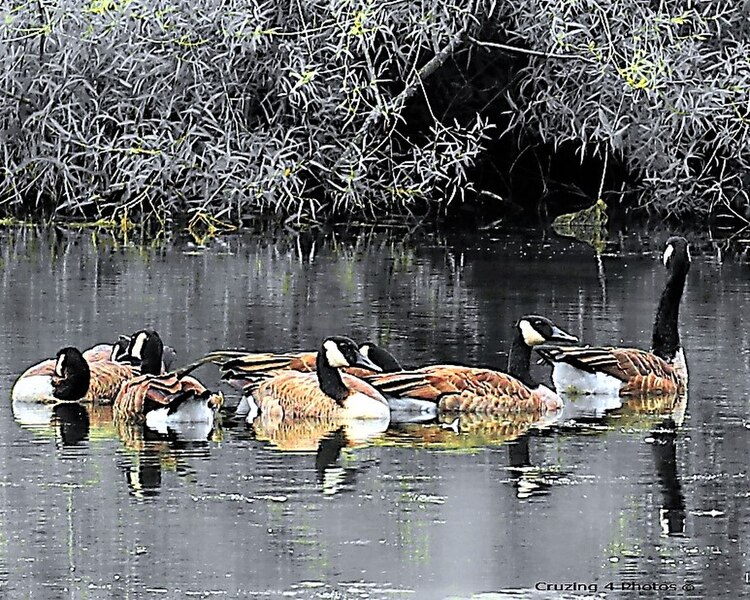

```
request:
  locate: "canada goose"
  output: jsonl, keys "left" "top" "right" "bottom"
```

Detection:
{"left": 197, "top": 340, "right": 401, "bottom": 388}
{"left": 11, "top": 345, "right": 136, "bottom": 403}
{"left": 244, "top": 336, "right": 390, "bottom": 421}
{"left": 10, "top": 327, "right": 175, "bottom": 404}
{"left": 112, "top": 331, "right": 224, "bottom": 427}
{"left": 357, "top": 342, "right": 402, "bottom": 372}
{"left": 536, "top": 237, "right": 690, "bottom": 396}
{"left": 188, "top": 340, "right": 434, "bottom": 416}
{"left": 108, "top": 334, "right": 177, "bottom": 371}
{"left": 365, "top": 316, "right": 578, "bottom": 413}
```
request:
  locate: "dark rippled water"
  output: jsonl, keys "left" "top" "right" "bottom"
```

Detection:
{"left": 0, "top": 226, "right": 747, "bottom": 599}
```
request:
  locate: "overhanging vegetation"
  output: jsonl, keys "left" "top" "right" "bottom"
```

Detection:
{"left": 1, "top": 1, "right": 747, "bottom": 228}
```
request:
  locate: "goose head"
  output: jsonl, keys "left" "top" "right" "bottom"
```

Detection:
{"left": 127, "top": 330, "right": 164, "bottom": 375}
{"left": 358, "top": 342, "right": 402, "bottom": 372}
{"left": 662, "top": 236, "right": 690, "bottom": 273}
{"left": 110, "top": 335, "right": 132, "bottom": 363}
{"left": 51, "top": 347, "right": 91, "bottom": 401}
{"left": 320, "top": 336, "right": 382, "bottom": 372}
{"left": 516, "top": 315, "right": 578, "bottom": 348}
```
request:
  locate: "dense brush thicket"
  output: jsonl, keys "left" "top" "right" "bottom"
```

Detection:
{"left": 500, "top": 0, "right": 750, "bottom": 223}
{"left": 1, "top": 1, "right": 748, "bottom": 227}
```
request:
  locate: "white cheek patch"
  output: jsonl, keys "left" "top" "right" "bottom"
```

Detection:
{"left": 55, "top": 353, "right": 66, "bottom": 377}
{"left": 130, "top": 333, "right": 147, "bottom": 360}
{"left": 359, "top": 345, "right": 370, "bottom": 359}
{"left": 663, "top": 244, "right": 674, "bottom": 266}
{"left": 519, "top": 320, "right": 546, "bottom": 346}
{"left": 323, "top": 340, "right": 349, "bottom": 368}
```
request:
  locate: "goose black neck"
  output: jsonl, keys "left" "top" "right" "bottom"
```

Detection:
{"left": 507, "top": 331, "right": 538, "bottom": 389}
{"left": 315, "top": 352, "right": 348, "bottom": 404}
{"left": 651, "top": 264, "right": 688, "bottom": 361}
{"left": 140, "top": 336, "right": 164, "bottom": 376}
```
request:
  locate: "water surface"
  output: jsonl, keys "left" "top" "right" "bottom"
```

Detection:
{"left": 0, "top": 226, "right": 747, "bottom": 599}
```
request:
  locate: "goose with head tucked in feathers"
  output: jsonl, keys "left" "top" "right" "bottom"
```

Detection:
{"left": 536, "top": 236, "right": 691, "bottom": 396}
{"left": 244, "top": 336, "right": 391, "bottom": 421}
{"left": 11, "top": 329, "right": 177, "bottom": 404}
{"left": 11, "top": 344, "right": 136, "bottom": 404}
{"left": 364, "top": 315, "right": 578, "bottom": 413}
{"left": 112, "top": 330, "right": 224, "bottom": 428}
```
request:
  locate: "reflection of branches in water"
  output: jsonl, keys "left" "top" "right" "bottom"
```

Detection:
{"left": 595, "top": 252, "right": 607, "bottom": 307}
{"left": 235, "top": 231, "right": 482, "bottom": 360}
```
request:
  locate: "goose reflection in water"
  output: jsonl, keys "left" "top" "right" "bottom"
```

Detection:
{"left": 625, "top": 392, "right": 688, "bottom": 538}
{"left": 385, "top": 410, "right": 561, "bottom": 450}
{"left": 115, "top": 419, "right": 219, "bottom": 501}
{"left": 565, "top": 391, "right": 688, "bottom": 537}
{"left": 51, "top": 403, "right": 90, "bottom": 447}
{"left": 649, "top": 417, "right": 686, "bottom": 537}
{"left": 385, "top": 412, "right": 568, "bottom": 499}
{"left": 250, "top": 414, "right": 388, "bottom": 495}
{"left": 506, "top": 435, "right": 572, "bottom": 500}
{"left": 12, "top": 401, "right": 118, "bottom": 450}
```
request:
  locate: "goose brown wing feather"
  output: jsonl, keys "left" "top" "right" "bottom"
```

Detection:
{"left": 252, "top": 371, "right": 388, "bottom": 420}
{"left": 368, "top": 365, "right": 543, "bottom": 413}
{"left": 17, "top": 356, "right": 134, "bottom": 401}
{"left": 340, "top": 373, "right": 387, "bottom": 400}
{"left": 343, "top": 366, "right": 381, "bottom": 378}
{"left": 613, "top": 349, "right": 682, "bottom": 395}
{"left": 540, "top": 346, "right": 683, "bottom": 395}
{"left": 19, "top": 344, "right": 118, "bottom": 370}
{"left": 536, "top": 346, "right": 621, "bottom": 374}
{"left": 219, "top": 351, "right": 317, "bottom": 376}
{"left": 85, "top": 361, "right": 136, "bottom": 402}
{"left": 214, "top": 351, "right": 381, "bottom": 381}
{"left": 113, "top": 374, "right": 210, "bottom": 421}
{"left": 83, "top": 344, "right": 116, "bottom": 363}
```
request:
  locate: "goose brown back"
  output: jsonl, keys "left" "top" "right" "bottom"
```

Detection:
{"left": 367, "top": 365, "right": 553, "bottom": 413}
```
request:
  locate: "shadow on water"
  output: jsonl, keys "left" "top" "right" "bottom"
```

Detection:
{"left": 0, "top": 226, "right": 746, "bottom": 598}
